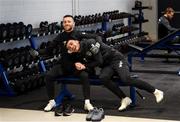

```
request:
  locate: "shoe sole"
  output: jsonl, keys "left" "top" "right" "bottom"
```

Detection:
{"left": 63, "top": 109, "right": 75, "bottom": 116}
{"left": 54, "top": 113, "right": 63, "bottom": 116}
{"left": 44, "top": 110, "right": 52, "bottom": 112}
{"left": 86, "top": 117, "right": 92, "bottom": 121}
{"left": 44, "top": 106, "right": 55, "bottom": 112}
{"left": 91, "top": 114, "right": 105, "bottom": 121}
{"left": 118, "top": 104, "right": 132, "bottom": 112}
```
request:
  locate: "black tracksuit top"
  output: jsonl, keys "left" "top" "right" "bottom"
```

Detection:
{"left": 77, "top": 38, "right": 125, "bottom": 69}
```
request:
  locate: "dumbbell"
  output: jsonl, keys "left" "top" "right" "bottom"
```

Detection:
{"left": 6, "top": 23, "right": 14, "bottom": 39}
{"left": 49, "top": 22, "right": 59, "bottom": 33}
{"left": 9, "top": 72, "right": 26, "bottom": 93}
{"left": 4, "top": 47, "right": 27, "bottom": 68}
{"left": 5, "top": 22, "right": 26, "bottom": 39}
{"left": 18, "top": 47, "right": 27, "bottom": 65}
{"left": 24, "top": 45, "right": 32, "bottom": 63}
{"left": 18, "top": 22, "right": 26, "bottom": 37}
{"left": 23, "top": 46, "right": 34, "bottom": 64}
{"left": 0, "top": 24, "right": 2, "bottom": 40}
{"left": 45, "top": 41, "right": 58, "bottom": 56}
{"left": 112, "top": 23, "right": 124, "bottom": 31}
{"left": 0, "top": 24, "right": 8, "bottom": 40}
{"left": 1, "top": 49, "right": 14, "bottom": 68}
{"left": 135, "top": 0, "right": 142, "bottom": 8}
{"left": 48, "top": 24, "right": 53, "bottom": 33}
{"left": 97, "top": 13, "right": 103, "bottom": 22}
{"left": 26, "top": 24, "right": 33, "bottom": 36}
{"left": 40, "top": 21, "right": 48, "bottom": 32}
{"left": 13, "top": 22, "right": 22, "bottom": 38}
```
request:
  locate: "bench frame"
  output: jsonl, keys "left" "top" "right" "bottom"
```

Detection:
{"left": 54, "top": 76, "right": 137, "bottom": 107}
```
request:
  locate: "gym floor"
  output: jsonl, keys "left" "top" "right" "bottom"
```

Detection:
{"left": 0, "top": 57, "right": 180, "bottom": 122}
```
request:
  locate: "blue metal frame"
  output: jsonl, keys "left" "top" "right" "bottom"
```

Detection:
{"left": 55, "top": 76, "right": 136, "bottom": 106}
{"left": 0, "top": 64, "right": 15, "bottom": 96}
{"left": 128, "top": 29, "right": 180, "bottom": 74}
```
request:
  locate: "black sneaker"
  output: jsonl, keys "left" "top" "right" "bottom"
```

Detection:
{"left": 91, "top": 108, "right": 105, "bottom": 121}
{"left": 54, "top": 105, "right": 64, "bottom": 116}
{"left": 63, "top": 104, "right": 75, "bottom": 116}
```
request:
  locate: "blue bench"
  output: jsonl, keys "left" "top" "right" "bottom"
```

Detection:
{"left": 54, "top": 75, "right": 137, "bottom": 107}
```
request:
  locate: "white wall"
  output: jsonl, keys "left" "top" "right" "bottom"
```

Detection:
{"left": 0, "top": 0, "right": 73, "bottom": 27}
{"left": 76, "top": 0, "right": 134, "bottom": 15}
{"left": 140, "top": 0, "right": 158, "bottom": 41}
{"left": 0, "top": 0, "right": 157, "bottom": 40}
{"left": 0, "top": 0, "right": 134, "bottom": 28}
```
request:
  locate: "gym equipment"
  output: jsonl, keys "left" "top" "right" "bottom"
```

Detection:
{"left": 0, "top": 22, "right": 33, "bottom": 42}
{"left": 0, "top": 10, "right": 141, "bottom": 97}
{"left": 0, "top": 64, "right": 15, "bottom": 96}
{"left": 135, "top": 0, "right": 142, "bottom": 8}
{"left": 6, "top": 23, "right": 15, "bottom": 39}
{"left": 128, "top": 29, "right": 180, "bottom": 75}
{"left": 132, "top": 5, "right": 149, "bottom": 34}
{"left": 40, "top": 21, "right": 48, "bottom": 32}
{"left": 0, "top": 24, "right": 8, "bottom": 40}
{"left": 26, "top": 24, "right": 33, "bottom": 36}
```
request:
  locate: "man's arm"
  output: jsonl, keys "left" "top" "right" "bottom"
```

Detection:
{"left": 83, "top": 39, "right": 103, "bottom": 69}
{"left": 29, "top": 33, "right": 63, "bottom": 57}
{"left": 159, "top": 16, "right": 177, "bottom": 32}
{"left": 86, "top": 51, "right": 103, "bottom": 69}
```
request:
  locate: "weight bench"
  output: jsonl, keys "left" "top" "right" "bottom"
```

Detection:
{"left": 54, "top": 75, "right": 138, "bottom": 107}
{"left": 128, "top": 29, "right": 180, "bottom": 75}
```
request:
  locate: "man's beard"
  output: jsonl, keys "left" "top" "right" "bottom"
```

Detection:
{"left": 65, "top": 26, "right": 73, "bottom": 32}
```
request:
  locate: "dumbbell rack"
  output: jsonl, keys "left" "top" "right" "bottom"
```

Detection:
{"left": 0, "top": 37, "right": 37, "bottom": 96}
{"left": 0, "top": 64, "right": 15, "bottom": 96}
{"left": 0, "top": 10, "right": 142, "bottom": 96}
{"left": 0, "top": 28, "right": 61, "bottom": 96}
{"left": 132, "top": 6, "right": 149, "bottom": 34}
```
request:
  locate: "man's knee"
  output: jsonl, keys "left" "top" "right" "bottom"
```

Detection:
{"left": 99, "top": 74, "right": 111, "bottom": 85}
{"left": 99, "top": 74, "right": 110, "bottom": 81}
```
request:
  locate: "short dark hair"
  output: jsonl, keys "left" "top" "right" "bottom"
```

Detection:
{"left": 164, "top": 7, "right": 175, "bottom": 14}
{"left": 64, "top": 36, "right": 78, "bottom": 47}
{"left": 63, "top": 15, "right": 74, "bottom": 19}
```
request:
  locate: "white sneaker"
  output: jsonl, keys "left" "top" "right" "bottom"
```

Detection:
{"left": 44, "top": 99, "right": 56, "bottom": 112}
{"left": 84, "top": 103, "right": 94, "bottom": 111}
{"left": 154, "top": 89, "right": 164, "bottom": 103}
{"left": 118, "top": 97, "right": 132, "bottom": 111}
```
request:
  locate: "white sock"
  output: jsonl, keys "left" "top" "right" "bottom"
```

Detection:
{"left": 85, "top": 99, "right": 90, "bottom": 104}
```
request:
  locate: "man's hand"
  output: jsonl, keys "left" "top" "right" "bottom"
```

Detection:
{"left": 29, "top": 49, "right": 39, "bottom": 57}
{"left": 75, "top": 62, "right": 86, "bottom": 70}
